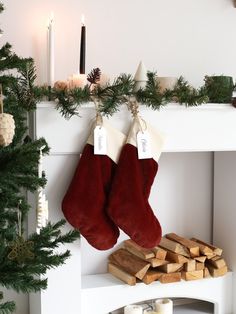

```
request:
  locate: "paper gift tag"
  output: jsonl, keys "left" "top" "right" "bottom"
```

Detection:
{"left": 137, "top": 131, "right": 152, "bottom": 159}
{"left": 94, "top": 126, "right": 107, "bottom": 155}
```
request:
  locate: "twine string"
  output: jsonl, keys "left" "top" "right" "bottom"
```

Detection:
{"left": 91, "top": 96, "right": 103, "bottom": 128}
{"left": 128, "top": 97, "right": 147, "bottom": 133}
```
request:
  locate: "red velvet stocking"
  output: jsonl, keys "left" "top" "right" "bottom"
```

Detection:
{"left": 62, "top": 120, "right": 125, "bottom": 250}
{"left": 107, "top": 119, "right": 163, "bottom": 249}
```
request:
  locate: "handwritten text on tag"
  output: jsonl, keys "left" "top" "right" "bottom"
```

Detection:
{"left": 137, "top": 131, "right": 152, "bottom": 159}
{"left": 94, "top": 126, "right": 107, "bottom": 155}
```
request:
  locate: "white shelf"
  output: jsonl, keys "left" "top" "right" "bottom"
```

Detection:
{"left": 108, "top": 300, "right": 213, "bottom": 314}
{"left": 81, "top": 272, "right": 233, "bottom": 314}
{"left": 36, "top": 102, "right": 236, "bottom": 154}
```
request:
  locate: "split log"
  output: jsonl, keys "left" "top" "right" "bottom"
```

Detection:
{"left": 204, "top": 267, "right": 211, "bottom": 278}
{"left": 182, "top": 270, "right": 204, "bottom": 281}
{"left": 207, "top": 265, "right": 228, "bottom": 278}
{"left": 166, "top": 233, "right": 200, "bottom": 257}
{"left": 158, "top": 263, "right": 183, "bottom": 273}
{"left": 159, "top": 237, "right": 190, "bottom": 257}
{"left": 184, "top": 259, "right": 196, "bottom": 272}
{"left": 206, "top": 253, "right": 217, "bottom": 260}
{"left": 147, "top": 258, "right": 169, "bottom": 268}
{"left": 196, "top": 262, "right": 205, "bottom": 271}
{"left": 108, "top": 263, "right": 136, "bottom": 286}
{"left": 194, "top": 256, "right": 207, "bottom": 263}
{"left": 152, "top": 246, "right": 167, "bottom": 260}
{"left": 190, "top": 238, "right": 213, "bottom": 256}
{"left": 142, "top": 270, "right": 163, "bottom": 284}
{"left": 109, "top": 248, "right": 150, "bottom": 280}
{"left": 191, "top": 238, "right": 222, "bottom": 256}
{"left": 159, "top": 272, "right": 181, "bottom": 284}
{"left": 124, "top": 239, "right": 155, "bottom": 260}
{"left": 207, "top": 256, "right": 226, "bottom": 269}
{"left": 166, "top": 250, "right": 189, "bottom": 264}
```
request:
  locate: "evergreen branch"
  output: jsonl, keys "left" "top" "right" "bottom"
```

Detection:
{"left": 0, "top": 7, "right": 79, "bottom": 308}
{"left": 172, "top": 76, "right": 209, "bottom": 106}
{"left": 0, "top": 3, "right": 4, "bottom": 14}
{"left": 28, "top": 220, "right": 80, "bottom": 250}
{"left": 0, "top": 43, "right": 30, "bottom": 72}
{"left": 54, "top": 86, "right": 90, "bottom": 119}
{"left": 95, "top": 74, "right": 134, "bottom": 116}
{"left": 136, "top": 72, "right": 170, "bottom": 109}
{"left": 0, "top": 301, "right": 16, "bottom": 314}
{"left": 11, "top": 60, "right": 39, "bottom": 111}
{"left": 0, "top": 273, "right": 47, "bottom": 293}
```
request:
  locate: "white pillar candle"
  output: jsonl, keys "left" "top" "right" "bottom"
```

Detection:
{"left": 124, "top": 305, "right": 143, "bottom": 314}
{"left": 47, "top": 12, "right": 54, "bottom": 87}
{"left": 156, "top": 77, "right": 178, "bottom": 93}
{"left": 68, "top": 74, "right": 87, "bottom": 89}
{"left": 155, "top": 299, "right": 173, "bottom": 314}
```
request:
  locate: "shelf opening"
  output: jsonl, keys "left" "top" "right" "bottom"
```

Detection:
{"left": 109, "top": 298, "right": 214, "bottom": 314}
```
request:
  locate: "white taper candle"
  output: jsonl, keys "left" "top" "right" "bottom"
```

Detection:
{"left": 47, "top": 12, "right": 54, "bottom": 87}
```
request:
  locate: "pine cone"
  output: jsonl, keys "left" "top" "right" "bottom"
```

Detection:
{"left": 87, "top": 68, "right": 101, "bottom": 85}
{"left": 0, "top": 113, "right": 15, "bottom": 146}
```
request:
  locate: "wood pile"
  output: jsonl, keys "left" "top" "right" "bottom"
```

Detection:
{"left": 108, "top": 233, "right": 228, "bottom": 286}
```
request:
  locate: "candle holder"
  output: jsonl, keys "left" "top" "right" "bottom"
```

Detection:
{"left": 48, "top": 85, "right": 52, "bottom": 101}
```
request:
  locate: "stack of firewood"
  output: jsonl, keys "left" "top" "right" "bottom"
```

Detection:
{"left": 108, "top": 233, "right": 228, "bottom": 285}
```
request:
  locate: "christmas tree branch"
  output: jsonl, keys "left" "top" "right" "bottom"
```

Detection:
{"left": 0, "top": 301, "right": 16, "bottom": 314}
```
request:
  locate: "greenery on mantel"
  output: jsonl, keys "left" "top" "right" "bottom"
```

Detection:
{"left": 36, "top": 70, "right": 234, "bottom": 119}
{"left": 45, "top": 71, "right": 209, "bottom": 119}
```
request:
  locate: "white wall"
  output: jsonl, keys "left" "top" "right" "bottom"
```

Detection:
{"left": 213, "top": 152, "right": 236, "bottom": 314}
{"left": 1, "top": 0, "right": 236, "bottom": 86}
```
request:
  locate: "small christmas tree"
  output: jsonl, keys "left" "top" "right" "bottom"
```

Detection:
{"left": 0, "top": 3, "right": 80, "bottom": 313}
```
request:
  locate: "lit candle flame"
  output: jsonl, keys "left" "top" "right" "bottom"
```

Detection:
{"left": 50, "top": 12, "right": 54, "bottom": 23}
{"left": 81, "top": 14, "right": 85, "bottom": 26}
{"left": 47, "top": 12, "right": 54, "bottom": 28}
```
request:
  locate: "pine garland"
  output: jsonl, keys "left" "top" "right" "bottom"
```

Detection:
{"left": 49, "top": 69, "right": 210, "bottom": 119}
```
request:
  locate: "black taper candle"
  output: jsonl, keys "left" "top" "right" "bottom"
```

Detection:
{"left": 79, "top": 23, "right": 86, "bottom": 74}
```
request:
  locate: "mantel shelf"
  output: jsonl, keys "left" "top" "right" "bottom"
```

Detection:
{"left": 81, "top": 272, "right": 233, "bottom": 314}
{"left": 36, "top": 102, "right": 236, "bottom": 153}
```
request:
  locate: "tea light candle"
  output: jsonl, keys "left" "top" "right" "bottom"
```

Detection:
{"left": 155, "top": 299, "right": 173, "bottom": 314}
{"left": 124, "top": 305, "right": 143, "bottom": 314}
{"left": 68, "top": 74, "right": 87, "bottom": 89}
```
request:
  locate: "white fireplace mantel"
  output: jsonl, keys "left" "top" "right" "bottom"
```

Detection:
{"left": 30, "top": 102, "right": 236, "bottom": 314}
{"left": 35, "top": 102, "right": 236, "bottom": 153}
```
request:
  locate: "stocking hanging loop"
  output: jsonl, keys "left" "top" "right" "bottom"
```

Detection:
{"left": 127, "top": 96, "right": 147, "bottom": 133}
{"left": 127, "top": 96, "right": 139, "bottom": 118}
{"left": 91, "top": 96, "right": 103, "bottom": 127}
